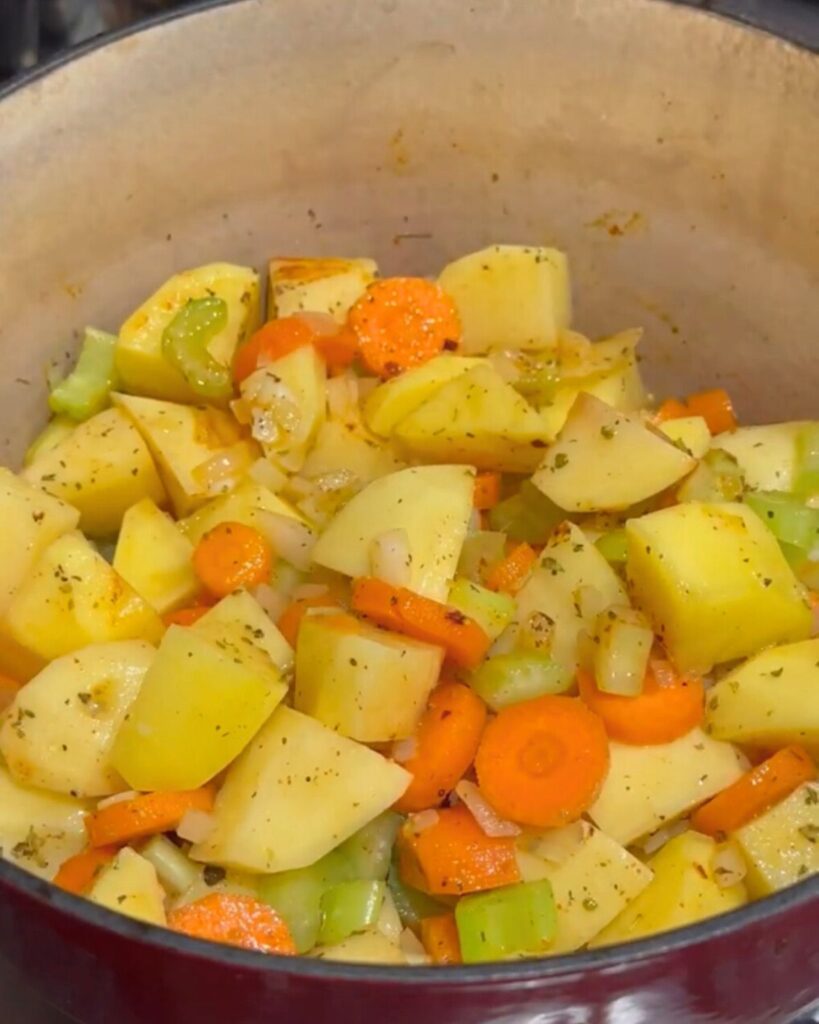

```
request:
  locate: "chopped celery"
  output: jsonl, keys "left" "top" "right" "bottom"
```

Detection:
{"left": 141, "top": 835, "right": 200, "bottom": 895}
{"left": 455, "top": 879, "right": 556, "bottom": 963}
{"left": 458, "top": 531, "right": 507, "bottom": 582}
{"left": 23, "top": 416, "right": 75, "bottom": 467}
{"left": 161, "top": 296, "right": 232, "bottom": 400}
{"left": 319, "top": 880, "right": 385, "bottom": 946}
{"left": 595, "top": 528, "right": 628, "bottom": 565}
{"left": 387, "top": 861, "right": 448, "bottom": 929}
{"left": 337, "top": 812, "right": 401, "bottom": 881}
{"left": 794, "top": 424, "right": 819, "bottom": 495}
{"left": 677, "top": 448, "right": 744, "bottom": 503}
{"left": 489, "top": 481, "right": 563, "bottom": 544}
{"left": 745, "top": 491, "right": 819, "bottom": 554}
{"left": 470, "top": 652, "right": 573, "bottom": 710}
{"left": 780, "top": 543, "right": 819, "bottom": 590}
{"left": 48, "top": 327, "right": 119, "bottom": 421}
{"left": 593, "top": 606, "right": 652, "bottom": 696}
{"left": 448, "top": 578, "right": 516, "bottom": 641}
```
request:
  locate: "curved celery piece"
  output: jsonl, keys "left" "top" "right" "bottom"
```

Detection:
{"left": 319, "top": 880, "right": 385, "bottom": 946}
{"left": 448, "top": 578, "right": 516, "bottom": 641}
{"left": 141, "top": 835, "right": 200, "bottom": 895}
{"left": 161, "top": 296, "right": 232, "bottom": 400}
{"left": 794, "top": 424, "right": 819, "bottom": 496}
{"left": 489, "top": 481, "right": 563, "bottom": 544}
{"left": 23, "top": 416, "right": 75, "bottom": 467}
{"left": 455, "top": 879, "right": 556, "bottom": 963}
{"left": 470, "top": 652, "right": 573, "bottom": 711}
{"left": 595, "top": 528, "right": 628, "bottom": 565}
{"left": 339, "top": 812, "right": 402, "bottom": 881}
{"left": 745, "top": 490, "right": 819, "bottom": 554}
{"left": 48, "top": 328, "right": 118, "bottom": 421}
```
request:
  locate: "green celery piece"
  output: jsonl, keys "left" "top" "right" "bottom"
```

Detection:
{"left": 455, "top": 880, "right": 556, "bottom": 964}
{"left": 744, "top": 491, "right": 819, "bottom": 554}
{"left": 458, "top": 531, "right": 507, "bottom": 582}
{"left": 470, "top": 652, "right": 573, "bottom": 711}
{"left": 594, "top": 528, "right": 628, "bottom": 565}
{"left": 677, "top": 448, "right": 744, "bottom": 503}
{"left": 319, "top": 880, "right": 385, "bottom": 946}
{"left": 489, "top": 481, "right": 564, "bottom": 544}
{"left": 337, "top": 812, "right": 401, "bottom": 881}
{"left": 141, "top": 835, "right": 200, "bottom": 895}
{"left": 48, "top": 327, "right": 118, "bottom": 421}
{"left": 161, "top": 296, "right": 232, "bottom": 400}
{"left": 794, "top": 424, "right": 819, "bottom": 495}
{"left": 23, "top": 416, "right": 75, "bottom": 467}
{"left": 448, "top": 578, "right": 516, "bottom": 641}
{"left": 387, "top": 860, "right": 449, "bottom": 929}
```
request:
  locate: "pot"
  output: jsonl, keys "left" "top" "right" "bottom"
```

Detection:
{"left": 0, "top": 1, "right": 817, "bottom": 1021}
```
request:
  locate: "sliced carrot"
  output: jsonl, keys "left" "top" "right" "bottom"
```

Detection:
{"left": 233, "top": 315, "right": 357, "bottom": 383}
{"left": 162, "top": 604, "right": 210, "bottom": 628}
{"left": 473, "top": 472, "right": 502, "bottom": 511}
{"left": 397, "top": 805, "right": 520, "bottom": 896}
{"left": 577, "top": 663, "right": 704, "bottom": 745}
{"left": 351, "top": 577, "right": 490, "bottom": 670}
{"left": 475, "top": 695, "right": 609, "bottom": 828}
{"left": 394, "top": 682, "right": 487, "bottom": 813}
{"left": 420, "top": 913, "right": 462, "bottom": 965}
{"left": 683, "top": 388, "right": 737, "bottom": 435}
{"left": 349, "top": 277, "right": 461, "bottom": 379}
{"left": 192, "top": 520, "right": 272, "bottom": 599}
{"left": 0, "top": 671, "right": 22, "bottom": 714}
{"left": 86, "top": 788, "right": 215, "bottom": 848}
{"left": 277, "top": 594, "right": 342, "bottom": 648}
{"left": 484, "top": 543, "right": 537, "bottom": 595}
{"left": 653, "top": 398, "right": 689, "bottom": 424}
{"left": 691, "top": 745, "right": 816, "bottom": 837}
{"left": 53, "top": 845, "right": 118, "bottom": 895}
{"left": 168, "top": 893, "right": 296, "bottom": 955}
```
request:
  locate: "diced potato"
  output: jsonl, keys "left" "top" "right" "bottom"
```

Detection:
{"left": 0, "top": 763, "right": 89, "bottom": 879}
{"left": 191, "top": 706, "right": 410, "bottom": 873}
{"left": 394, "top": 364, "right": 548, "bottom": 472}
{"left": 364, "top": 355, "right": 484, "bottom": 436}
{"left": 588, "top": 832, "right": 747, "bottom": 947}
{"left": 179, "top": 479, "right": 305, "bottom": 545}
{"left": 116, "top": 263, "right": 260, "bottom": 403}
{"left": 113, "top": 498, "right": 199, "bottom": 615}
{"left": 112, "top": 625, "right": 286, "bottom": 792}
{"left": 22, "top": 408, "right": 165, "bottom": 537}
{"left": 0, "top": 468, "right": 79, "bottom": 615}
{"left": 533, "top": 395, "right": 696, "bottom": 512}
{"left": 733, "top": 783, "right": 819, "bottom": 896}
{"left": 704, "top": 638, "right": 819, "bottom": 752}
{"left": 312, "top": 465, "right": 474, "bottom": 602}
{"left": 23, "top": 416, "right": 75, "bottom": 467}
{"left": 311, "top": 930, "right": 406, "bottom": 964}
{"left": 715, "top": 422, "right": 813, "bottom": 493}
{"left": 295, "top": 613, "right": 442, "bottom": 741}
{"left": 0, "top": 641, "right": 154, "bottom": 797}
{"left": 268, "top": 256, "right": 377, "bottom": 322}
{"left": 193, "top": 588, "right": 293, "bottom": 674}
{"left": 588, "top": 729, "right": 746, "bottom": 845}
{"left": 300, "top": 419, "right": 403, "bottom": 488}
{"left": 438, "top": 245, "right": 571, "bottom": 354}
{"left": 626, "top": 502, "right": 812, "bottom": 672}
{"left": 516, "top": 824, "right": 653, "bottom": 953}
{"left": 0, "top": 532, "right": 163, "bottom": 672}
{"left": 659, "top": 416, "right": 711, "bottom": 460}
{"left": 88, "top": 848, "right": 167, "bottom": 926}
{"left": 112, "top": 393, "right": 247, "bottom": 517}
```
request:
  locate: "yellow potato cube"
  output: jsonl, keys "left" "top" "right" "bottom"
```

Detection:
{"left": 364, "top": 355, "right": 483, "bottom": 436}
{"left": 268, "top": 256, "right": 377, "bottom": 322}
{"left": 179, "top": 479, "right": 304, "bottom": 545}
{"left": 89, "top": 848, "right": 167, "bottom": 926}
{"left": 193, "top": 588, "right": 293, "bottom": 674}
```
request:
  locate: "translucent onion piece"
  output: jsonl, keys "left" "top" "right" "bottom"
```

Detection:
{"left": 256, "top": 511, "right": 317, "bottom": 571}
{"left": 248, "top": 456, "right": 288, "bottom": 493}
{"left": 392, "top": 736, "right": 418, "bottom": 765}
{"left": 528, "top": 821, "right": 589, "bottom": 865}
{"left": 176, "top": 809, "right": 216, "bottom": 844}
{"left": 712, "top": 843, "right": 748, "bottom": 888}
{"left": 408, "top": 810, "right": 439, "bottom": 835}
{"left": 455, "top": 780, "right": 522, "bottom": 837}
{"left": 640, "top": 818, "right": 689, "bottom": 856}
{"left": 252, "top": 582, "right": 290, "bottom": 623}
{"left": 96, "top": 790, "right": 139, "bottom": 811}
{"left": 192, "top": 442, "right": 256, "bottom": 496}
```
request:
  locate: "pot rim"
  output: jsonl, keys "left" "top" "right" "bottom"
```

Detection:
{"left": 0, "top": 0, "right": 817, "bottom": 985}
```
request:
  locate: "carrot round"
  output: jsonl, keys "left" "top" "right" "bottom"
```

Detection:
{"left": 683, "top": 388, "right": 737, "bottom": 435}
{"left": 473, "top": 472, "right": 502, "bottom": 511}
{"left": 397, "top": 805, "right": 520, "bottom": 896}
{"left": 394, "top": 682, "right": 487, "bottom": 813}
{"left": 0, "top": 671, "right": 22, "bottom": 714}
{"left": 192, "top": 521, "right": 273, "bottom": 598}
{"left": 351, "top": 577, "right": 490, "bottom": 669}
{"left": 349, "top": 278, "right": 461, "bottom": 379}
{"left": 484, "top": 542, "right": 537, "bottom": 595}
{"left": 86, "top": 788, "right": 215, "bottom": 848}
{"left": 168, "top": 893, "right": 296, "bottom": 955}
{"left": 475, "top": 695, "right": 609, "bottom": 828}
{"left": 53, "top": 845, "right": 118, "bottom": 895}
{"left": 277, "top": 594, "right": 341, "bottom": 648}
{"left": 420, "top": 913, "right": 462, "bottom": 965}
{"left": 691, "top": 745, "right": 816, "bottom": 837}
{"left": 163, "top": 604, "right": 210, "bottom": 628}
{"left": 233, "top": 315, "right": 357, "bottom": 383}
{"left": 577, "top": 664, "right": 704, "bottom": 745}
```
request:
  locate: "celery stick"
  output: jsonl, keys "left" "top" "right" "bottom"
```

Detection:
{"left": 49, "top": 327, "right": 118, "bottom": 421}
{"left": 470, "top": 652, "right": 573, "bottom": 710}
{"left": 489, "top": 481, "right": 563, "bottom": 544}
{"left": 595, "top": 528, "right": 628, "bottom": 565}
{"left": 744, "top": 490, "right": 819, "bottom": 553}
{"left": 448, "top": 578, "right": 516, "bottom": 641}
{"left": 319, "top": 880, "right": 385, "bottom": 946}
{"left": 337, "top": 812, "right": 401, "bottom": 881}
{"left": 387, "top": 861, "right": 448, "bottom": 929}
{"left": 794, "top": 424, "right": 819, "bottom": 495}
{"left": 23, "top": 416, "right": 75, "bottom": 467}
{"left": 141, "top": 835, "right": 200, "bottom": 895}
{"left": 455, "top": 880, "right": 556, "bottom": 963}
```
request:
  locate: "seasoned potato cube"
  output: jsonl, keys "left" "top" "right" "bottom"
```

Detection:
{"left": 179, "top": 479, "right": 305, "bottom": 545}
{"left": 193, "top": 588, "right": 293, "bottom": 674}
{"left": 89, "top": 848, "right": 167, "bottom": 926}
{"left": 301, "top": 419, "right": 403, "bottom": 488}
{"left": 268, "top": 256, "right": 377, "bottom": 322}
{"left": 715, "top": 422, "right": 813, "bottom": 493}
{"left": 658, "top": 416, "right": 711, "bottom": 459}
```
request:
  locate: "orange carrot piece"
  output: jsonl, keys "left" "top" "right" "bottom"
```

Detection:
{"left": 192, "top": 520, "right": 272, "bottom": 599}
{"left": 277, "top": 594, "right": 342, "bottom": 648}
{"left": 53, "top": 845, "right": 118, "bottom": 895}
{"left": 168, "top": 893, "right": 296, "bottom": 955}
{"left": 691, "top": 745, "right": 816, "bottom": 837}
{"left": 397, "top": 805, "right": 520, "bottom": 896}
{"left": 653, "top": 398, "right": 689, "bottom": 424}
{"left": 162, "top": 604, "right": 210, "bottom": 628}
{"left": 475, "top": 695, "right": 609, "bottom": 828}
{"left": 577, "top": 664, "right": 704, "bottom": 745}
{"left": 394, "top": 682, "right": 487, "bottom": 813}
{"left": 351, "top": 577, "right": 491, "bottom": 669}
{"left": 349, "top": 278, "right": 461, "bottom": 379}
{"left": 484, "top": 543, "right": 537, "bottom": 595}
{"left": 233, "top": 315, "right": 357, "bottom": 383}
{"left": 86, "top": 788, "right": 215, "bottom": 848}
{"left": 0, "top": 671, "right": 22, "bottom": 714}
{"left": 473, "top": 472, "right": 502, "bottom": 511}
{"left": 683, "top": 388, "right": 737, "bottom": 435}
{"left": 420, "top": 913, "right": 463, "bottom": 964}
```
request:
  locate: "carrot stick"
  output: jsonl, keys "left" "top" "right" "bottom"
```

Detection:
{"left": 473, "top": 472, "right": 502, "bottom": 511}
{"left": 0, "top": 671, "right": 22, "bottom": 714}
{"left": 233, "top": 315, "right": 356, "bottom": 383}
{"left": 420, "top": 913, "right": 462, "bottom": 964}
{"left": 351, "top": 577, "right": 490, "bottom": 669}
{"left": 394, "top": 682, "right": 487, "bottom": 813}
{"left": 577, "top": 662, "right": 704, "bottom": 745}
{"left": 397, "top": 805, "right": 520, "bottom": 896}
{"left": 277, "top": 594, "right": 341, "bottom": 648}
{"left": 163, "top": 604, "right": 210, "bottom": 628}
{"left": 86, "top": 788, "right": 215, "bottom": 848}
{"left": 349, "top": 278, "right": 461, "bottom": 379}
{"left": 653, "top": 398, "right": 689, "bottom": 424}
{"left": 168, "top": 893, "right": 296, "bottom": 955}
{"left": 691, "top": 745, "right": 816, "bottom": 837}
{"left": 53, "top": 845, "right": 118, "bottom": 895}
{"left": 683, "top": 388, "right": 737, "bottom": 435}
{"left": 484, "top": 543, "right": 537, "bottom": 594}
{"left": 475, "top": 695, "right": 609, "bottom": 828}
{"left": 192, "top": 520, "right": 273, "bottom": 598}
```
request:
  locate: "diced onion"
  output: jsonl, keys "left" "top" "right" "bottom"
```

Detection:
{"left": 529, "top": 820, "right": 589, "bottom": 864}
{"left": 408, "top": 810, "right": 439, "bottom": 834}
{"left": 375, "top": 891, "right": 403, "bottom": 943}
{"left": 292, "top": 583, "right": 329, "bottom": 601}
{"left": 369, "top": 529, "right": 411, "bottom": 587}
{"left": 392, "top": 736, "right": 418, "bottom": 764}
{"left": 97, "top": 790, "right": 139, "bottom": 811}
{"left": 455, "top": 780, "right": 522, "bottom": 837}
{"left": 252, "top": 583, "right": 290, "bottom": 623}
{"left": 326, "top": 372, "right": 360, "bottom": 421}
{"left": 640, "top": 818, "right": 689, "bottom": 856}
{"left": 176, "top": 810, "right": 216, "bottom": 844}
{"left": 650, "top": 657, "right": 677, "bottom": 688}
{"left": 468, "top": 508, "right": 482, "bottom": 534}
{"left": 248, "top": 456, "right": 288, "bottom": 493}
{"left": 712, "top": 843, "right": 747, "bottom": 888}
{"left": 399, "top": 927, "right": 430, "bottom": 965}
{"left": 488, "top": 624, "right": 518, "bottom": 658}
{"left": 230, "top": 398, "right": 252, "bottom": 426}
{"left": 192, "top": 442, "right": 256, "bottom": 496}
{"left": 255, "top": 511, "right": 317, "bottom": 571}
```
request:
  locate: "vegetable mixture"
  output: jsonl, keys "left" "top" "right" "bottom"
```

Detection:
{"left": 1, "top": 245, "right": 816, "bottom": 965}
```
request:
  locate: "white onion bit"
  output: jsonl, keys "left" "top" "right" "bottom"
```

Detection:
{"left": 176, "top": 810, "right": 216, "bottom": 845}
{"left": 251, "top": 583, "right": 289, "bottom": 623}
{"left": 455, "top": 780, "right": 522, "bottom": 837}
{"left": 640, "top": 818, "right": 689, "bottom": 856}
{"left": 712, "top": 843, "right": 748, "bottom": 888}
{"left": 392, "top": 736, "right": 418, "bottom": 764}
{"left": 399, "top": 927, "right": 430, "bottom": 965}
{"left": 256, "top": 511, "right": 317, "bottom": 571}
{"left": 528, "top": 820, "right": 589, "bottom": 864}
{"left": 97, "top": 790, "right": 139, "bottom": 811}
{"left": 408, "top": 810, "right": 439, "bottom": 835}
